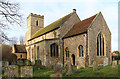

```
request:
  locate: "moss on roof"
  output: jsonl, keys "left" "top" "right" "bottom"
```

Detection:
{"left": 30, "top": 12, "right": 73, "bottom": 40}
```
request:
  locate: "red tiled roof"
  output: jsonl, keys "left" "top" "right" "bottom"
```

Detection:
{"left": 14, "top": 45, "right": 27, "bottom": 53}
{"left": 64, "top": 14, "right": 97, "bottom": 38}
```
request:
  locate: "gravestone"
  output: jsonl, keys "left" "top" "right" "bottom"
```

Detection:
{"left": 93, "top": 60, "right": 98, "bottom": 71}
{"left": 119, "top": 60, "right": 120, "bottom": 65}
{"left": 46, "top": 59, "right": 52, "bottom": 68}
{"left": 54, "top": 60, "right": 63, "bottom": 74}
{"left": 65, "top": 60, "right": 73, "bottom": 76}
{"left": 21, "top": 66, "right": 33, "bottom": 77}
{"left": 50, "top": 73, "right": 62, "bottom": 79}
{"left": 85, "top": 56, "right": 89, "bottom": 68}
{"left": 77, "top": 65, "right": 81, "bottom": 69}
{"left": 2, "top": 61, "right": 9, "bottom": 66}
{"left": 112, "top": 61, "right": 117, "bottom": 68}
{"left": 50, "top": 60, "right": 63, "bottom": 78}
{"left": 0, "top": 61, "right": 2, "bottom": 75}
{"left": 104, "top": 57, "right": 108, "bottom": 66}
{"left": 35, "top": 60, "right": 42, "bottom": 69}
{"left": 4, "top": 65, "right": 18, "bottom": 77}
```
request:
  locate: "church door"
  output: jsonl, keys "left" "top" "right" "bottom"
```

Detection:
{"left": 72, "top": 54, "right": 75, "bottom": 65}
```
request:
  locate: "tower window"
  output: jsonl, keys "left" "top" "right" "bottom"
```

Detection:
{"left": 36, "top": 20, "right": 38, "bottom": 26}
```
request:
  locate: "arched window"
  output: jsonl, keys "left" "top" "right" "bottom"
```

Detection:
{"left": 37, "top": 46, "right": 39, "bottom": 59}
{"left": 32, "top": 48, "right": 34, "bottom": 58}
{"left": 78, "top": 45, "right": 84, "bottom": 57}
{"left": 97, "top": 33, "right": 105, "bottom": 56}
{"left": 65, "top": 47, "right": 69, "bottom": 59}
{"left": 20, "top": 55, "right": 22, "bottom": 58}
{"left": 34, "top": 45, "right": 36, "bottom": 60}
{"left": 53, "top": 31, "right": 57, "bottom": 38}
{"left": 29, "top": 47, "right": 31, "bottom": 60}
{"left": 50, "top": 43, "right": 58, "bottom": 57}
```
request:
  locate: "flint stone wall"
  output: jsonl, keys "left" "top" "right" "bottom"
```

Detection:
{"left": 21, "top": 66, "right": 33, "bottom": 77}
{"left": 4, "top": 65, "right": 18, "bottom": 77}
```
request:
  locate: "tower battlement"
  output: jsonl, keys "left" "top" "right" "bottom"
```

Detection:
{"left": 27, "top": 13, "right": 44, "bottom": 19}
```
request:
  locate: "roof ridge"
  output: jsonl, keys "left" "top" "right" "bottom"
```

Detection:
{"left": 63, "top": 13, "right": 97, "bottom": 38}
{"left": 81, "top": 13, "right": 97, "bottom": 22}
{"left": 87, "top": 12, "right": 99, "bottom": 30}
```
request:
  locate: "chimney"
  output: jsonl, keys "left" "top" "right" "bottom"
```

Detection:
{"left": 73, "top": 9, "right": 76, "bottom": 12}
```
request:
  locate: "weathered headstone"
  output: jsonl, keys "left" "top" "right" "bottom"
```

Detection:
{"left": 21, "top": 66, "right": 33, "bottom": 77}
{"left": 54, "top": 60, "right": 63, "bottom": 74}
{"left": 112, "top": 61, "right": 117, "bottom": 68}
{"left": 65, "top": 60, "right": 73, "bottom": 76}
{"left": 50, "top": 73, "right": 62, "bottom": 79}
{"left": 77, "top": 65, "right": 81, "bottom": 69}
{"left": 85, "top": 56, "right": 89, "bottom": 68}
{"left": 93, "top": 61, "right": 98, "bottom": 71}
{"left": 35, "top": 60, "right": 42, "bottom": 69}
{"left": 118, "top": 60, "right": 120, "bottom": 65}
{"left": 46, "top": 59, "right": 52, "bottom": 68}
{"left": 0, "top": 61, "right": 2, "bottom": 75}
{"left": 104, "top": 57, "right": 108, "bottom": 66}
{"left": 2, "top": 61, "right": 9, "bottom": 66}
{"left": 50, "top": 60, "right": 63, "bottom": 78}
{"left": 4, "top": 65, "right": 18, "bottom": 77}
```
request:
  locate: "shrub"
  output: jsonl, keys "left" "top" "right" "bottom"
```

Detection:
{"left": 34, "top": 60, "right": 42, "bottom": 69}
{"left": 25, "top": 60, "right": 31, "bottom": 66}
{"left": 40, "top": 65, "right": 46, "bottom": 69}
{"left": 17, "top": 59, "right": 24, "bottom": 66}
{"left": 80, "top": 67, "right": 85, "bottom": 69}
{"left": 35, "top": 60, "right": 42, "bottom": 65}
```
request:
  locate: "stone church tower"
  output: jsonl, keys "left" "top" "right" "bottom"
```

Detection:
{"left": 25, "top": 13, "right": 44, "bottom": 42}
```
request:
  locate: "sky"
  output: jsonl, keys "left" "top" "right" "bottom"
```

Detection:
{"left": 6, "top": 0, "right": 118, "bottom": 52}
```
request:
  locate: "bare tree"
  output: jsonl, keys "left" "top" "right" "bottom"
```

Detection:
{"left": 0, "top": 32, "right": 9, "bottom": 44}
{"left": 9, "top": 36, "right": 18, "bottom": 46}
{"left": 0, "top": 0, "right": 23, "bottom": 43}
{"left": 19, "top": 35, "right": 25, "bottom": 44}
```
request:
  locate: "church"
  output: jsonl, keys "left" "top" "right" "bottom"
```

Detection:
{"left": 25, "top": 9, "right": 111, "bottom": 67}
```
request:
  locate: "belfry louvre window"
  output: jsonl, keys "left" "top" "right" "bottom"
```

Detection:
{"left": 97, "top": 33, "right": 105, "bottom": 56}
{"left": 65, "top": 47, "right": 69, "bottom": 59}
{"left": 50, "top": 43, "right": 58, "bottom": 57}
{"left": 36, "top": 20, "right": 38, "bottom": 26}
{"left": 78, "top": 45, "right": 84, "bottom": 57}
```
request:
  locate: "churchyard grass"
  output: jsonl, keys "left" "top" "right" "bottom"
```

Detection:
{"left": 33, "top": 64, "right": 119, "bottom": 77}
{"left": 33, "top": 66, "right": 54, "bottom": 77}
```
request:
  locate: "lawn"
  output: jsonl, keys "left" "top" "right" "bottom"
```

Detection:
{"left": 33, "top": 64, "right": 119, "bottom": 77}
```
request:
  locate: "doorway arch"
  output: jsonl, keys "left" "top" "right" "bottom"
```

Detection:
{"left": 72, "top": 54, "right": 75, "bottom": 65}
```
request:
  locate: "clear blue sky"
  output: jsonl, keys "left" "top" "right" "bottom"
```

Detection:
{"left": 7, "top": 0, "right": 118, "bottom": 52}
